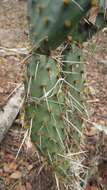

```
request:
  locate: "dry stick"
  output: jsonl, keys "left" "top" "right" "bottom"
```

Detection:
{"left": 0, "top": 85, "right": 24, "bottom": 143}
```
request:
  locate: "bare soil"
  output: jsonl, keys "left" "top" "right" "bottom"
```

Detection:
{"left": 0, "top": 0, "right": 27, "bottom": 107}
{"left": 84, "top": 31, "right": 107, "bottom": 126}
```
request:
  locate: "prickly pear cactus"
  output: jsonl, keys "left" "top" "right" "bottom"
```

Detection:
{"left": 25, "top": 54, "right": 70, "bottom": 180}
{"left": 25, "top": 49, "right": 85, "bottom": 188}
{"left": 27, "top": 0, "right": 92, "bottom": 54}
{"left": 25, "top": 0, "right": 107, "bottom": 188}
{"left": 25, "top": 54, "right": 65, "bottom": 153}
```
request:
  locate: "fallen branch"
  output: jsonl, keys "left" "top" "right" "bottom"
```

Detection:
{"left": 0, "top": 84, "right": 24, "bottom": 143}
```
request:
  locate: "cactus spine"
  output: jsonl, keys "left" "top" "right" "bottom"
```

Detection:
{"left": 25, "top": 0, "right": 107, "bottom": 188}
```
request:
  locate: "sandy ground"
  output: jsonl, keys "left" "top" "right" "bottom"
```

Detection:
{"left": 0, "top": 0, "right": 27, "bottom": 107}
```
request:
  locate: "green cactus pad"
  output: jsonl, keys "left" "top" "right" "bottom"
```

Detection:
{"left": 63, "top": 45, "right": 84, "bottom": 102}
{"left": 62, "top": 44, "right": 85, "bottom": 135}
{"left": 28, "top": 0, "right": 92, "bottom": 54}
{"left": 25, "top": 54, "right": 67, "bottom": 155}
{"left": 25, "top": 54, "right": 73, "bottom": 181}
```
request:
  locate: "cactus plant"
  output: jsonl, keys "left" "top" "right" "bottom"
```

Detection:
{"left": 25, "top": 48, "right": 86, "bottom": 188}
{"left": 25, "top": 54, "right": 66, "bottom": 154}
{"left": 25, "top": 53, "right": 68, "bottom": 176}
{"left": 25, "top": 44, "right": 88, "bottom": 188}
{"left": 25, "top": 0, "right": 107, "bottom": 188}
